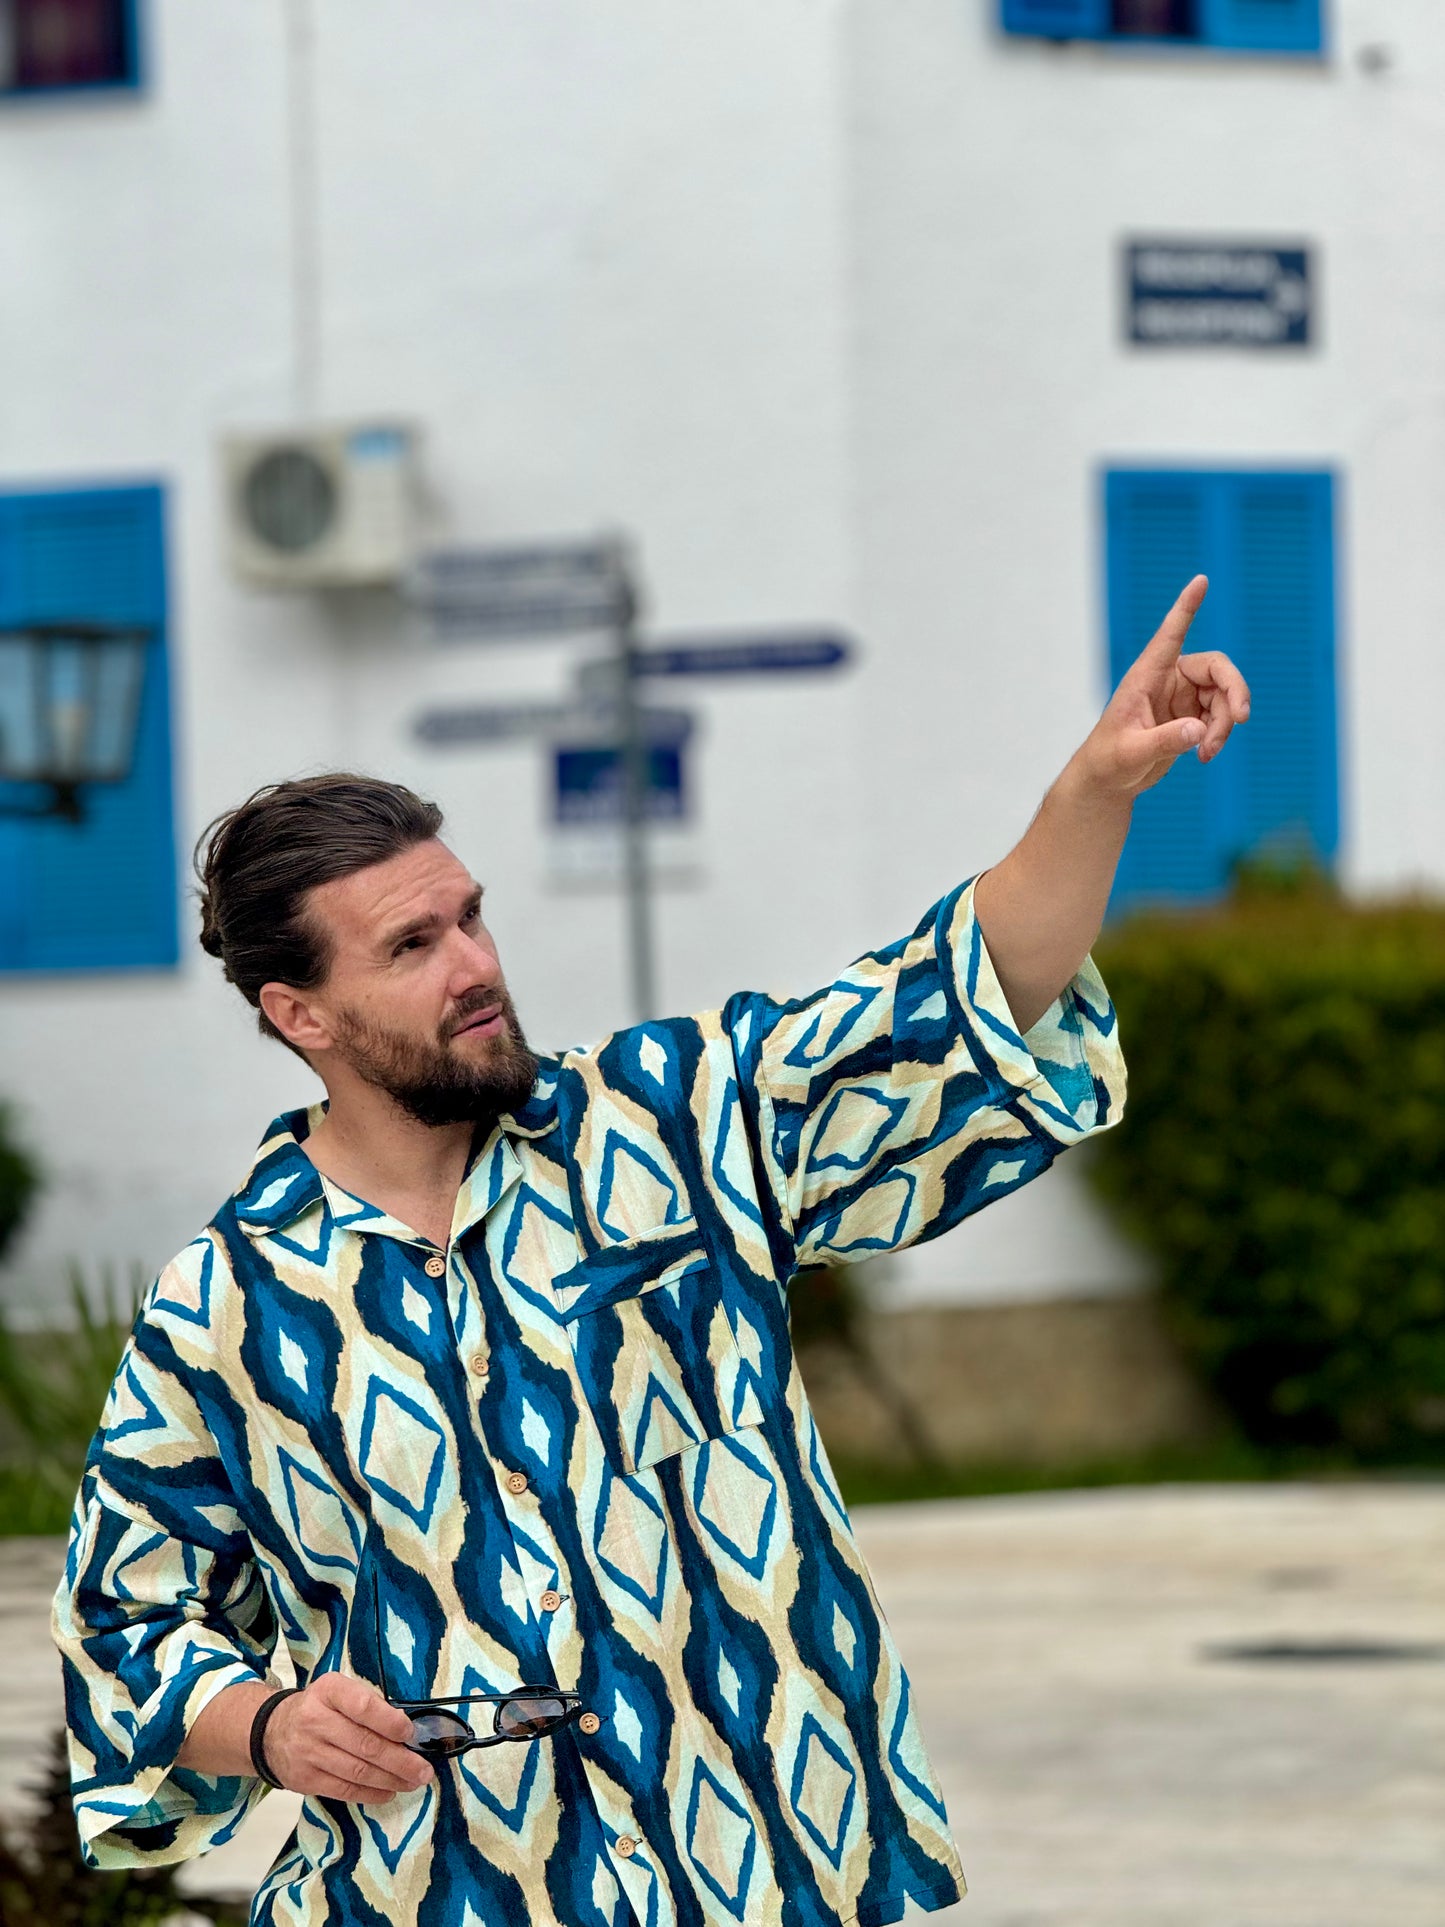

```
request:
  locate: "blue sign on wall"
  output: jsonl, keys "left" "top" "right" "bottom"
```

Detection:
{"left": 1127, "top": 240, "right": 1314, "bottom": 349}
{"left": 552, "top": 743, "right": 687, "bottom": 827}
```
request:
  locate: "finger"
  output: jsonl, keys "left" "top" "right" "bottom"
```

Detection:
{"left": 1179, "top": 650, "right": 1252, "bottom": 721}
{"left": 324, "top": 1716, "right": 433, "bottom": 1789}
{"left": 1137, "top": 574, "right": 1209, "bottom": 669}
{"left": 306, "top": 1765, "right": 414, "bottom": 1806}
{"left": 312, "top": 1736, "right": 428, "bottom": 1798}
{"left": 315, "top": 1673, "right": 417, "bottom": 1748}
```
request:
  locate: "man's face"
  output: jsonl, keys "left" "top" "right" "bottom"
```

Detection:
{"left": 301, "top": 839, "right": 538, "bottom": 1128}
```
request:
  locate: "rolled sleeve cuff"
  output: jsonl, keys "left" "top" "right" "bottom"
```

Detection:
{"left": 72, "top": 1652, "right": 268, "bottom": 1869}
{"left": 940, "top": 879, "right": 1127, "bottom": 1145}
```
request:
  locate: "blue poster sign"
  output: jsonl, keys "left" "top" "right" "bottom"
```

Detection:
{"left": 1127, "top": 240, "right": 1313, "bottom": 348}
{"left": 552, "top": 743, "right": 687, "bottom": 827}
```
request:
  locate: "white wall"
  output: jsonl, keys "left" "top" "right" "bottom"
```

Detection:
{"left": 0, "top": 0, "right": 864, "bottom": 1313}
{"left": 844, "top": 0, "right": 1445, "bottom": 1304}
{"left": 3, "top": 0, "right": 1434, "bottom": 1315}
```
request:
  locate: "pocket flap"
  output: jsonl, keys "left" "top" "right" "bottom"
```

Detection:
{"left": 553, "top": 1218, "right": 709, "bottom": 1324}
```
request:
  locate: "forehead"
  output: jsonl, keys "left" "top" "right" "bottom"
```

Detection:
{"left": 308, "top": 839, "right": 475, "bottom": 944}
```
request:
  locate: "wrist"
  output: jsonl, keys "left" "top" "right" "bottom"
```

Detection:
{"left": 1055, "top": 744, "right": 1137, "bottom": 819}
{"left": 250, "top": 1685, "right": 304, "bottom": 1789}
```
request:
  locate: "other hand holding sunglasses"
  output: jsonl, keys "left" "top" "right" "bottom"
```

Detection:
{"left": 372, "top": 1571, "right": 584, "bottom": 1761}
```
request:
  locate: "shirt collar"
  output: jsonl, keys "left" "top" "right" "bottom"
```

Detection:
{"left": 231, "top": 1059, "right": 561, "bottom": 1243}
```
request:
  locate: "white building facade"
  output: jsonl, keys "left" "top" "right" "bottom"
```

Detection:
{"left": 0, "top": 0, "right": 1426, "bottom": 1316}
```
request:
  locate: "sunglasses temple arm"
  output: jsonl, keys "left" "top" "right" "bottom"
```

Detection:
{"left": 372, "top": 1567, "right": 398, "bottom": 1703}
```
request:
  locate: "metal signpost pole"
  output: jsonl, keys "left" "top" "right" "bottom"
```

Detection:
{"left": 612, "top": 551, "right": 656, "bottom": 1023}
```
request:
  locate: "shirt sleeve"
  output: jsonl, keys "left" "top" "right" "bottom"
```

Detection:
{"left": 727, "top": 876, "right": 1127, "bottom": 1272}
{"left": 51, "top": 1248, "right": 278, "bottom": 1870}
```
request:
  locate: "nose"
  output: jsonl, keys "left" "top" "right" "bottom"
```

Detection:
{"left": 446, "top": 923, "right": 503, "bottom": 994}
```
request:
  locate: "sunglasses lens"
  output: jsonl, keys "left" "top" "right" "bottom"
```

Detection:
{"left": 408, "top": 1709, "right": 472, "bottom": 1757}
{"left": 497, "top": 1695, "right": 568, "bottom": 1738}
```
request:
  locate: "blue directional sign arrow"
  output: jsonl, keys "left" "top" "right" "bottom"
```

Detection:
{"left": 631, "top": 631, "right": 853, "bottom": 677}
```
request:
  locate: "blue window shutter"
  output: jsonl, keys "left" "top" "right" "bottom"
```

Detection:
{"left": 1223, "top": 472, "right": 1337, "bottom": 865}
{"left": 1105, "top": 466, "right": 1337, "bottom": 917}
{"left": 0, "top": 484, "right": 177, "bottom": 973}
{"left": 1001, "top": 0, "right": 1109, "bottom": 40}
{"left": 1199, "top": 0, "right": 1323, "bottom": 53}
{"left": 1106, "top": 471, "right": 1235, "bottom": 914}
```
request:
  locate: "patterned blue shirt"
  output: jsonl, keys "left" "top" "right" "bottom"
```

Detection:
{"left": 53, "top": 880, "right": 1124, "bottom": 1926}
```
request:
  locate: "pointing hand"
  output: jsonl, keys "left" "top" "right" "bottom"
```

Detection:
{"left": 1080, "top": 576, "right": 1251, "bottom": 797}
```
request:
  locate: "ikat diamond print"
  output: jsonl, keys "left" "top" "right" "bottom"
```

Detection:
{"left": 54, "top": 880, "right": 1124, "bottom": 1926}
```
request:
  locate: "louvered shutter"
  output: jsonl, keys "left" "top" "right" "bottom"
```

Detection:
{"left": 1105, "top": 467, "right": 1337, "bottom": 917}
{"left": 1000, "top": 0, "right": 1109, "bottom": 40}
{"left": 1223, "top": 472, "right": 1337, "bottom": 866}
{"left": 0, "top": 484, "right": 177, "bottom": 972}
{"left": 1106, "top": 471, "right": 1233, "bottom": 913}
{"left": 1199, "top": 0, "right": 1322, "bottom": 53}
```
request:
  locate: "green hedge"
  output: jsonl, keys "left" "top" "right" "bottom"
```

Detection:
{"left": 1090, "top": 878, "right": 1445, "bottom": 1452}
{"left": 0, "top": 1101, "right": 39, "bottom": 1265}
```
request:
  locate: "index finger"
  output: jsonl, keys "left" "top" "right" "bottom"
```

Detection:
{"left": 1139, "top": 574, "right": 1209, "bottom": 668}
{"left": 320, "top": 1672, "right": 417, "bottom": 1746}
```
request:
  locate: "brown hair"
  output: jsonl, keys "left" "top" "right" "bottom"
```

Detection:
{"left": 193, "top": 773, "right": 444, "bottom": 1051}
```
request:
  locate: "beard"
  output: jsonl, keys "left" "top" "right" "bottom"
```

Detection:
{"left": 332, "top": 986, "right": 540, "bottom": 1130}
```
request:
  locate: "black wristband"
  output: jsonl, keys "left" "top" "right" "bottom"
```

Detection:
{"left": 249, "top": 1687, "right": 302, "bottom": 1789}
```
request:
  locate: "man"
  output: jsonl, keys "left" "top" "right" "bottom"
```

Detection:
{"left": 55, "top": 579, "right": 1247, "bottom": 1925}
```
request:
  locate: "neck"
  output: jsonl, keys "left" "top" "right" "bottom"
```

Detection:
{"left": 302, "top": 1075, "right": 480, "bottom": 1224}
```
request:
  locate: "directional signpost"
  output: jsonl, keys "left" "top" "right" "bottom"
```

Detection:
{"left": 633, "top": 632, "right": 852, "bottom": 677}
{"left": 414, "top": 700, "right": 693, "bottom": 749}
{"left": 409, "top": 536, "right": 855, "bottom": 1023}
{"left": 406, "top": 542, "right": 631, "bottom": 638}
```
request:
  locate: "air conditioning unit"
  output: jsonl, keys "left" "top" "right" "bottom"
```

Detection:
{"left": 223, "top": 422, "right": 419, "bottom": 588}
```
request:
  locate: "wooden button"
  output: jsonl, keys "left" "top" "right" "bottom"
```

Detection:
{"left": 423, "top": 1254, "right": 445, "bottom": 1278}
{"left": 615, "top": 1835, "right": 638, "bottom": 1858}
{"left": 578, "top": 1711, "right": 601, "bottom": 1735}
{"left": 539, "top": 1589, "right": 563, "bottom": 1612}
{"left": 469, "top": 1354, "right": 489, "bottom": 1377}
{"left": 504, "top": 1472, "right": 529, "bottom": 1495}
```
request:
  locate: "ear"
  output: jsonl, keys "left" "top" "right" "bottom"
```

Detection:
{"left": 259, "top": 982, "right": 336, "bottom": 1055}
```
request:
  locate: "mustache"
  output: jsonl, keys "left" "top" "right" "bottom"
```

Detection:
{"left": 446, "top": 987, "right": 509, "bottom": 1038}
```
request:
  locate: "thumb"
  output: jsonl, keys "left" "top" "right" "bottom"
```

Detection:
{"left": 1148, "top": 716, "right": 1205, "bottom": 760}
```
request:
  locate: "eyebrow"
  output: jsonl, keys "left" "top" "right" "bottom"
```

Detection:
{"left": 380, "top": 884, "right": 483, "bottom": 954}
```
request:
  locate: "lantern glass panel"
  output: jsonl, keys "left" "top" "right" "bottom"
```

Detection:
{"left": 0, "top": 634, "right": 45, "bottom": 781}
{"left": 87, "top": 634, "right": 147, "bottom": 780}
{"left": 46, "top": 635, "right": 91, "bottom": 777}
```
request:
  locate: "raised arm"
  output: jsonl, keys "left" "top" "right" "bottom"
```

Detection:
{"left": 974, "top": 576, "right": 1251, "bottom": 1032}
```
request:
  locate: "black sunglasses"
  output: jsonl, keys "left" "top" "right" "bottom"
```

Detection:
{"left": 371, "top": 1571, "right": 584, "bottom": 1761}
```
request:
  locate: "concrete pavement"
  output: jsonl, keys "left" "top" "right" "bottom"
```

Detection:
{"left": 2, "top": 1482, "right": 1441, "bottom": 1923}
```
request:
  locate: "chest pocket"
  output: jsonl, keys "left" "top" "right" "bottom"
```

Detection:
{"left": 554, "top": 1217, "right": 764, "bottom": 1477}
